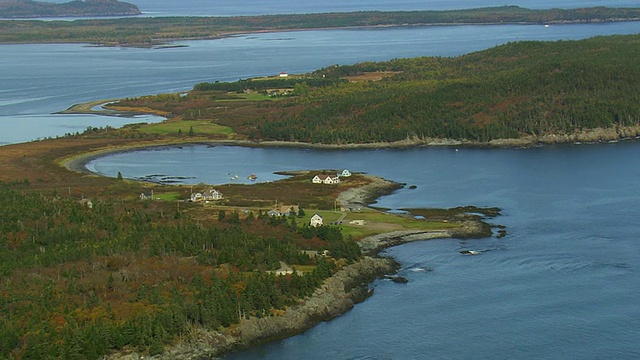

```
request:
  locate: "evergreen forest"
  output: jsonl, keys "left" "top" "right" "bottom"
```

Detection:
{"left": 0, "top": 183, "right": 359, "bottom": 358}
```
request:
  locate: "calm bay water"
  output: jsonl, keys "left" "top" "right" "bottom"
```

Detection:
{"left": 3, "top": 0, "right": 640, "bottom": 358}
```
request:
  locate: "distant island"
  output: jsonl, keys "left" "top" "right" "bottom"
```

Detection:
{"left": 0, "top": 6, "right": 639, "bottom": 46}
{"left": 0, "top": 0, "right": 141, "bottom": 18}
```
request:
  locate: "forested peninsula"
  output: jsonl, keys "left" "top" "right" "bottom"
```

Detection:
{"left": 102, "top": 34, "right": 640, "bottom": 146}
{"left": 0, "top": 0, "right": 141, "bottom": 18}
{"left": 0, "top": 6, "right": 639, "bottom": 46}
{"left": 0, "top": 132, "right": 497, "bottom": 358}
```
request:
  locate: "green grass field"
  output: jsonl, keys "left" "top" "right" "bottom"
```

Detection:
{"left": 299, "top": 208, "right": 459, "bottom": 240}
{"left": 152, "top": 191, "right": 183, "bottom": 201}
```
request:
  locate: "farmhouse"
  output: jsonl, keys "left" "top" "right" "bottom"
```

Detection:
{"left": 312, "top": 174, "right": 340, "bottom": 184}
{"left": 190, "top": 188, "right": 224, "bottom": 202}
{"left": 310, "top": 213, "right": 324, "bottom": 227}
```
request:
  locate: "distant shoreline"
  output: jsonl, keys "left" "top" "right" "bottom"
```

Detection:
{"left": 2, "top": 6, "right": 640, "bottom": 47}
{"left": 4, "top": 19, "right": 640, "bottom": 48}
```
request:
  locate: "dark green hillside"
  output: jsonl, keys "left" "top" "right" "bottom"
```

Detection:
{"left": 251, "top": 35, "right": 640, "bottom": 143}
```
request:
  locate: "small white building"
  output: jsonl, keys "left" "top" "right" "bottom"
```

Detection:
{"left": 312, "top": 174, "right": 326, "bottom": 184}
{"left": 312, "top": 174, "right": 340, "bottom": 184}
{"left": 279, "top": 72, "right": 289, "bottom": 77}
{"left": 326, "top": 176, "right": 340, "bottom": 184}
{"left": 203, "top": 189, "right": 224, "bottom": 201}
{"left": 190, "top": 188, "right": 223, "bottom": 202}
{"left": 339, "top": 169, "right": 352, "bottom": 177}
{"left": 190, "top": 192, "right": 203, "bottom": 202}
{"left": 310, "top": 213, "right": 324, "bottom": 227}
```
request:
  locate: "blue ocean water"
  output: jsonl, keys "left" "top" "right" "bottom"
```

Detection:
{"left": 2, "top": 0, "right": 640, "bottom": 358}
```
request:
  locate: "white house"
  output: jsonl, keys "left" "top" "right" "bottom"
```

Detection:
{"left": 203, "top": 189, "right": 224, "bottom": 201}
{"left": 325, "top": 176, "right": 340, "bottom": 184}
{"left": 267, "top": 210, "right": 281, "bottom": 217}
{"left": 190, "top": 192, "right": 204, "bottom": 202}
{"left": 310, "top": 213, "right": 324, "bottom": 227}
{"left": 190, "top": 188, "right": 223, "bottom": 202}
{"left": 312, "top": 174, "right": 340, "bottom": 184}
{"left": 339, "top": 169, "right": 352, "bottom": 177}
{"left": 312, "top": 174, "right": 327, "bottom": 184}
{"left": 279, "top": 72, "right": 289, "bottom": 77}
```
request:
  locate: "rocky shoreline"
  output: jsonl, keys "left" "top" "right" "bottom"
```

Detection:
{"left": 107, "top": 256, "right": 400, "bottom": 360}
{"left": 121, "top": 225, "right": 490, "bottom": 360}
{"left": 358, "top": 219, "right": 491, "bottom": 256}
{"left": 124, "top": 221, "right": 484, "bottom": 360}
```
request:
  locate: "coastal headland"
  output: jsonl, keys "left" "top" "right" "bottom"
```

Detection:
{"left": 0, "top": 133, "right": 498, "bottom": 359}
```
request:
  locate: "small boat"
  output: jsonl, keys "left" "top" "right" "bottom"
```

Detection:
{"left": 248, "top": 174, "right": 257, "bottom": 181}
{"left": 460, "top": 250, "right": 480, "bottom": 255}
{"left": 231, "top": 175, "right": 239, "bottom": 180}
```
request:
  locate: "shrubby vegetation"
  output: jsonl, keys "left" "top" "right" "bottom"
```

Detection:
{"left": 0, "top": 184, "right": 359, "bottom": 358}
